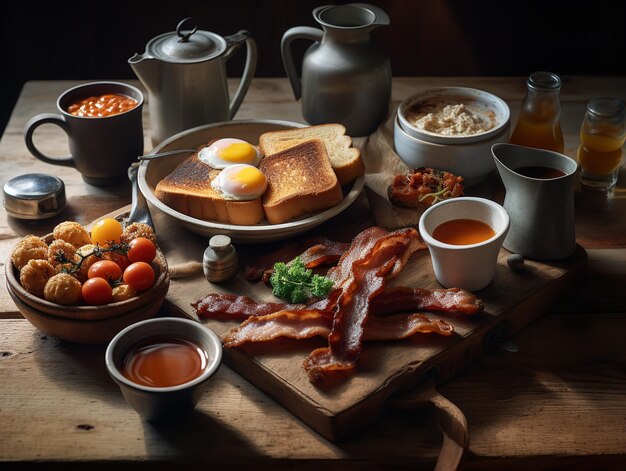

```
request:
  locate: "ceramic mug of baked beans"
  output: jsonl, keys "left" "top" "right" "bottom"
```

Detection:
{"left": 24, "top": 81, "right": 144, "bottom": 186}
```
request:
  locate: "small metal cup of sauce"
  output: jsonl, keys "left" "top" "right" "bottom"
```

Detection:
{"left": 105, "top": 317, "right": 222, "bottom": 423}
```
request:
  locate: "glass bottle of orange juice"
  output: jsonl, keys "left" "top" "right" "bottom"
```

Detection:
{"left": 578, "top": 97, "right": 625, "bottom": 191}
{"left": 510, "top": 71, "right": 564, "bottom": 153}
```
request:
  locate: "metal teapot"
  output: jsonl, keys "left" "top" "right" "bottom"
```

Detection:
{"left": 282, "top": 3, "right": 391, "bottom": 136}
{"left": 129, "top": 18, "right": 257, "bottom": 145}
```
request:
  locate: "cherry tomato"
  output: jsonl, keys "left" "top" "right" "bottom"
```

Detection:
{"left": 82, "top": 277, "right": 113, "bottom": 305}
{"left": 123, "top": 262, "right": 155, "bottom": 291}
{"left": 88, "top": 260, "right": 123, "bottom": 282}
{"left": 127, "top": 237, "right": 157, "bottom": 263}
{"left": 106, "top": 251, "right": 131, "bottom": 272}
{"left": 91, "top": 217, "right": 122, "bottom": 246}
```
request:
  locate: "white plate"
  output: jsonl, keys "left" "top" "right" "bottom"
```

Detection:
{"left": 138, "top": 119, "right": 364, "bottom": 243}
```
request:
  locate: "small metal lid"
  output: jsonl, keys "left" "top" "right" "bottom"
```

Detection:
{"left": 3, "top": 173, "right": 67, "bottom": 220}
{"left": 147, "top": 17, "right": 226, "bottom": 63}
{"left": 587, "top": 97, "right": 625, "bottom": 120}
{"left": 527, "top": 71, "right": 562, "bottom": 92}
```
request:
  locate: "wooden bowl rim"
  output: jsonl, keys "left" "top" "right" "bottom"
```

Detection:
{"left": 6, "top": 233, "right": 170, "bottom": 321}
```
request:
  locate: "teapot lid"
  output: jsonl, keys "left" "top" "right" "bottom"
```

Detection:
{"left": 147, "top": 17, "right": 226, "bottom": 63}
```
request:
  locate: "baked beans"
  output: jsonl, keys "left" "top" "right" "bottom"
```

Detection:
{"left": 67, "top": 93, "right": 138, "bottom": 117}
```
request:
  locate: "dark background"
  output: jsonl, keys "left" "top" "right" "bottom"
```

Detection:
{"left": 2, "top": 0, "right": 625, "bottom": 135}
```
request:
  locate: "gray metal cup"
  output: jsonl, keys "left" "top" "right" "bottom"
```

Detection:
{"left": 492, "top": 143, "right": 578, "bottom": 260}
{"left": 24, "top": 81, "right": 144, "bottom": 186}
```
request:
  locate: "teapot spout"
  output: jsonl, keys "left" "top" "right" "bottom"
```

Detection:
{"left": 128, "top": 53, "right": 160, "bottom": 95}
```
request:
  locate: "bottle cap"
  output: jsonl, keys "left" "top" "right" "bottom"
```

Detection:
{"left": 3, "top": 173, "right": 67, "bottom": 220}
{"left": 527, "top": 71, "right": 561, "bottom": 91}
{"left": 587, "top": 97, "right": 625, "bottom": 120}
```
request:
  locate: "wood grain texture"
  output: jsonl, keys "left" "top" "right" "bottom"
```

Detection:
{"left": 1, "top": 78, "right": 625, "bottom": 468}
{"left": 152, "top": 198, "right": 587, "bottom": 440}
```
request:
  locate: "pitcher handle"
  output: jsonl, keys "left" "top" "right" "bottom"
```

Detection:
{"left": 281, "top": 26, "right": 324, "bottom": 101}
{"left": 24, "top": 113, "right": 75, "bottom": 168}
{"left": 223, "top": 30, "right": 257, "bottom": 120}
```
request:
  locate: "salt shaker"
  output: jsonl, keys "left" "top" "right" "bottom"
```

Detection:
{"left": 203, "top": 235, "right": 238, "bottom": 282}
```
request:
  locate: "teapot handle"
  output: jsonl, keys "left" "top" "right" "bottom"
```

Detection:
{"left": 281, "top": 27, "right": 324, "bottom": 100}
{"left": 223, "top": 30, "right": 258, "bottom": 120}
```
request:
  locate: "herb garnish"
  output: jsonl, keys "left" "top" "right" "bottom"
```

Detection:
{"left": 270, "top": 257, "right": 334, "bottom": 304}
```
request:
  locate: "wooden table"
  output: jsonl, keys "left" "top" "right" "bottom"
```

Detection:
{"left": 1, "top": 78, "right": 625, "bottom": 470}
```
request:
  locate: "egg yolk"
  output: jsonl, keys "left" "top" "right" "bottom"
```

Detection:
{"left": 219, "top": 142, "right": 258, "bottom": 163}
{"left": 228, "top": 166, "right": 265, "bottom": 191}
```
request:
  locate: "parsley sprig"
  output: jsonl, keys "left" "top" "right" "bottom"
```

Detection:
{"left": 270, "top": 257, "right": 334, "bottom": 304}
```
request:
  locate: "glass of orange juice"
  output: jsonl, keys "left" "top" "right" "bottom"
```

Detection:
{"left": 578, "top": 98, "right": 625, "bottom": 191}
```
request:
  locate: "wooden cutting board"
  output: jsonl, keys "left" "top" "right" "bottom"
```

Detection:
{"left": 143, "top": 192, "right": 587, "bottom": 441}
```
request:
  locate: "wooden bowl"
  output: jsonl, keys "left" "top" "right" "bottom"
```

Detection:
{"left": 5, "top": 234, "right": 170, "bottom": 344}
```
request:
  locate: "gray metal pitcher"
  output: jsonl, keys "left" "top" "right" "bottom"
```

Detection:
{"left": 129, "top": 18, "right": 257, "bottom": 145}
{"left": 492, "top": 143, "right": 578, "bottom": 260}
{"left": 281, "top": 3, "right": 391, "bottom": 136}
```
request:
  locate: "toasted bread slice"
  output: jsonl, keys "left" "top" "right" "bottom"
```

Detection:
{"left": 260, "top": 140, "right": 343, "bottom": 225}
{"left": 259, "top": 124, "right": 364, "bottom": 186}
{"left": 154, "top": 153, "right": 265, "bottom": 226}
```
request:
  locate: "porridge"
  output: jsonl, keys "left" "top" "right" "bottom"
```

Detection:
{"left": 404, "top": 97, "right": 497, "bottom": 137}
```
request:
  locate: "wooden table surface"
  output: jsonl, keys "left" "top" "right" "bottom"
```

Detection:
{"left": 1, "top": 78, "right": 625, "bottom": 470}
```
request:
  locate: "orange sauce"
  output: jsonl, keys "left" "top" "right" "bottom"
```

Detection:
{"left": 122, "top": 336, "right": 208, "bottom": 388}
{"left": 433, "top": 219, "right": 495, "bottom": 245}
{"left": 67, "top": 93, "right": 138, "bottom": 117}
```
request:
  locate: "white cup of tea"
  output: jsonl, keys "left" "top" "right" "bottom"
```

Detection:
{"left": 105, "top": 317, "right": 222, "bottom": 423}
{"left": 418, "top": 197, "right": 510, "bottom": 291}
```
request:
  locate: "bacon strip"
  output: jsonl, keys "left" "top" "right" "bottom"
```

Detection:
{"left": 193, "top": 291, "right": 340, "bottom": 320}
{"left": 192, "top": 286, "right": 482, "bottom": 320}
{"left": 223, "top": 310, "right": 453, "bottom": 347}
{"left": 244, "top": 236, "right": 350, "bottom": 281}
{"left": 371, "top": 287, "right": 483, "bottom": 315}
{"left": 192, "top": 293, "right": 301, "bottom": 319}
{"left": 303, "top": 227, "right": 423, "bottom": 383}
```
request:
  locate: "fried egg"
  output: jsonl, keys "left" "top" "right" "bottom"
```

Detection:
{"left": 199, "top": 138, "right": 261, "bottom": 169}
{"left": 211, "top": 164, "right": 267, "bottom": 200}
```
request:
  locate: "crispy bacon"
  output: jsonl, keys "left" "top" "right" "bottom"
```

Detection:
{"left": 192, "top": 285, "right": 482, "bottom": 320}
{"left": 364, "top": 313, "right": 453, "bottom": 340}
{"left": 372, "top": 287, "right": 483, "bottom": 315}
{"left": 243, "top": 236, "right": 350, "bottom": 281}
{"left": 192, "top": 293, "right": 301, "bottom": 319}
{"left": 223, "top": 310, "right": 453, "bottom": 347}
{"left": 189, "top": 225, "right": 484, "bottom": 387}
{"left": 193, "top": 291, "right": 341, "bottom": 320}
{"left": 303, "top": 227, "right": 423, "bottom": 383}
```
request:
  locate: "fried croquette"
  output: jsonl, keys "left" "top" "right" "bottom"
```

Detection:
{"left": 53, "top": 221, "right": 91, "bottom": 248}
{"left": 44, "top": 273, "right": 82, "bottom": 305}
{"left": 47, "top": 239, "right": 76, "bottom": 266}
{"left": 11, "top": 235, "right": 48, "bottom": 271}
{"left": 120, "top": 223, "right": 156, "bottom": 245}
{"left": 74, "top": 244, "right": 102, "bottom": 282}
{"left": 111, "top": 284, "right": 139, "bottom": 302}
{"left": 20, "top": 259, "right": 56, "bottom": 298}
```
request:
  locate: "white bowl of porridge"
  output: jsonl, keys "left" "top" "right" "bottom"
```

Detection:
{"left": 397, "top": 87, "right": 510, "bottom": 145}
{"left": 393, "top": 115, "right": 510, "bottom": 187}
